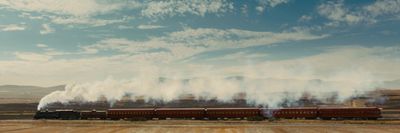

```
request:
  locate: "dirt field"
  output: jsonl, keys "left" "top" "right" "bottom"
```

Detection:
{"left": 1, "top": 120, "right": 400, "bottom": 133}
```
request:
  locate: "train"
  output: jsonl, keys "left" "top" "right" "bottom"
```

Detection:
{"left": 34, "top": 107, "right": 382, "bottom": 121}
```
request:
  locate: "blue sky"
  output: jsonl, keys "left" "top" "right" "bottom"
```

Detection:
{"left": 0, "top": 0, "right": 400, "bottom": 87}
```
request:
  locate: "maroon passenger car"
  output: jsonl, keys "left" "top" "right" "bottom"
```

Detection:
{"left": 272, "top": 107, "right": 318, "bottom": 119}
{"left": 107, "top": 108, "right": 155, "bottom": 120}
{"left": 318, "top": 107, "right": 381, "bottom": 120}
{"left": 156, "top": 108, "right": 205, "bottom": 119}
{"left": 206, "top": 108, "right": 261, "bottom": 119}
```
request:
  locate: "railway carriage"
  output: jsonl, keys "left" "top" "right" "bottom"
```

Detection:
{"left": 206, "top": 108, "right": 262, "bottom": 120}
{"left": 156, "top": 108, "right": 205, "bottom": 120}
{"left": 107, "top": 108, "right": 155, "bottom": 120}
{"left": 318, "top": 107, "right": 381, "bottom": 120}
{"left": 272, "top": 107, "right": 318, "bottom": 119}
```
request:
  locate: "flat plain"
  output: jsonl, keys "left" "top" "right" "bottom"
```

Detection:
{"left": 1, "top": 120, "right": 400, "bottom": 133}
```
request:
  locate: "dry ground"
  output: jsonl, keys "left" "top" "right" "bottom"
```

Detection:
{"left": 0, "top": 120, "right": 400, "bottom": 133}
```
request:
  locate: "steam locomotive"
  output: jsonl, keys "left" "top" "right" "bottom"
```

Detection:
{"left": 34, "top": 107, "right": 382, "bottom": 121}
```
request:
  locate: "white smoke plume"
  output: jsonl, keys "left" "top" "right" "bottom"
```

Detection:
{"left": 37, "top": 62, "right": 381, "bottom": 110}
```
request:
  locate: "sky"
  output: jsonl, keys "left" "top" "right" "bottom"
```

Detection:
{"left": 0, "top": 0, "right": 400, "bottom": 87}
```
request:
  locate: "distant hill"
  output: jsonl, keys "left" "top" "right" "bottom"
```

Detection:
{"left": 0, "top": 85, "right": 65, "bottom": 100}
{"left": 381, "top": 79, "right": 400, "bottom": 89}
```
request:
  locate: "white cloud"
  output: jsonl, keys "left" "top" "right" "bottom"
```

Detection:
{"left": 255, "top": 6, "right": 265, "bottom": 13}
{"left": 256, "top": 0, "right": 289, "bottom": 13}
{"left": 141, "top": 0, "right": 234, "bottom": 18}
{"left": 137, "top": 24, "right": 165, "bottom": 29}
{"left": 298, "top": 15, "right": 312, "bottom": 22}
{"left": 206, "top": 52, "right": 268, "bottom": 62}
{"left": 49, "top": 16, "right": 133, "bottom": 26}
{"left": 364, "top": 0, "right": 400, "bottom": 17}
{"left": 40, "top": 24, "right": 55, "bottom": 35}
{"left": 1, "top": 0, "right": 235, "bottom": 26}
{"left": 166, "top": 28, "right": 327, "bottom": 48}
{"left": 36, "top": 44, "right": 48, "bottom": 48}
{"left": 14, "top": 52, "right": 52, "bottom": 62}
{"left": 81, "top": 27, "right": 327, "bottom": 64}
{"left": 0, "top": 0, "right": 133, "bottom": 17}
{"left": 266, "top": 0, "right": 290, "bottom": 7}
{"left": 0, "top": 24, "right": 26, "bottom": 31}
{"left": 117, "top": 25, "right": 135, "bottom": 30}
{"left": 0, "top": 1, "right": 138, "bottom": 27}
{"left": 241, "top": 4, "right": 248, "bottom": 15}
{"left": 18, "top": 12, "right": 44, "bottom": 20}
{"left": 0, "top": 0, "right": 236, "bottom": 20}
{"left": 318, "top": 0, "right": 400, "bottom": 25}
{"left": 317, "top": 0, "right": 366, "bottom": 24}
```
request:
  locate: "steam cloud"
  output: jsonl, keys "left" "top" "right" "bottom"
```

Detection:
{"left": 37, "top": 63, "right": 381, "bottom": 110}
